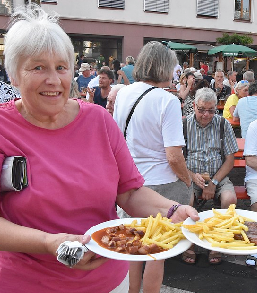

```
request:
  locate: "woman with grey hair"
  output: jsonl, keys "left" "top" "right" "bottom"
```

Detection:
{"left": 0, "top": 5, "right": 199, "bottom": 293}
{"left": 223, "top": 80, "right": 249, "bottom": 118}
{"left": 114, "top": 41, "right": 192, "bottom": 293}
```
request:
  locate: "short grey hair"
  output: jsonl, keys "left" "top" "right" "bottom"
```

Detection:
{"left": 243, "top": 71, "right": 255, "bottom": 82}
{"left": 133, "top": 41, "right": 178, "bottom": 83}
{"left": 195, "top": 87, "right": 217, "bottom": 105}
{"left": 215, "top": 71, "right": 224, "bottom": 78}
{"left": 234, "top": 80, "right": 249, "bottom": 95}
{"left": 4, "top": 4, "right": 74, "bottom": 83}
{"left": 126, "top": 56, "right": 135, "bottom": 65}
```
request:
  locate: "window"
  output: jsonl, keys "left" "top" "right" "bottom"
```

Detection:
{"left": 0, "top": 0, "right": 13, "bottom": 14}
{"left": 98, "top": 0, "right": 125, "bottom": 9}
{"left": 144, "top": 0, "right": 169, "bottom": 13}
{"left": 197, "top": 0, "right": 218, "bottom": 18}
{"left": 234, "top": 0, "right": 251, "bottom": 21}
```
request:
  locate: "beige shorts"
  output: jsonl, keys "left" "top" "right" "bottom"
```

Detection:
{"left": 246, "top": 179, "right": 257, "bottom": 205}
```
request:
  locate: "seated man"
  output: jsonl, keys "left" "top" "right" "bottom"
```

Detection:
{"left": 210, "top": 71, "right": 231, "bottom": 103}
{"left": 182, "top": 87, "right": 238, "bottom": 265}
{"left": 87, "top": 68, "right": 114, "bottom": 108}
{"left": 244, "top": 119, "right": 257, "bottom": 266}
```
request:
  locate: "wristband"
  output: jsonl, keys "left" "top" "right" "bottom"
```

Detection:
{"left": 167, "top": 204, "right": 182, "bottom": 219}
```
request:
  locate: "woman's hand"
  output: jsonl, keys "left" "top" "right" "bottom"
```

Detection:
{"left": 45, "top": 233, "right": 108, "bottom": 270}
{"left": 170, "top": 205, "right": 199, "bottom": 223}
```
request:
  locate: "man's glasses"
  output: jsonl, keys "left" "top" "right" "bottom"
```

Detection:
{"left": 196, "top": 105, "right": 216, "bottom": 114}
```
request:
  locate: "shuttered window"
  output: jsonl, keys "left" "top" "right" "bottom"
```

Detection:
{"left": 144, "top": 0, "right": 169, "bottom": 13}
{"left": 197, "top": 0, "right": 219, "bottom": 17}
{"left": 98, "top": 0, "right": 125, "bottom": 9}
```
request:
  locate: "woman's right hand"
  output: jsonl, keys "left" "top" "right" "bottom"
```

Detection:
{"left": 45, "top": 233, "right": 109, "bottom": 270}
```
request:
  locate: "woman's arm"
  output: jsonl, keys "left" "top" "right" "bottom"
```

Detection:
{"left": 116, "top": 186, "right": 199, "bottom": 223}
{"left": 229, "top": 105, "right": 236, "bottom": 117}
{"left": 0, "top": 216, "right": 107, "bottom": 270}
{"left": 179, "top": 84, "right": 191, "bottom": 100}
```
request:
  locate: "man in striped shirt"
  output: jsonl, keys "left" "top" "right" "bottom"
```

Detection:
{"left": 182, "top": 87, "right": 238, "bottom": 265}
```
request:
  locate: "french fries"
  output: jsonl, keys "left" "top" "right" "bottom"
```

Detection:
{"left": 183, "top": 204, "right": 256, "bottom": 250}
{"left": 125, "top": 213, "right": 185, "bottom": 250}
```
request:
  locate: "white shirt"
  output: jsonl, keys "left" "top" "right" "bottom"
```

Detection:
{"left": 244, "top": 119, "right": 257, "bottom": 181}
{"left": 113, "top": 82, "right": 185, "bottom": 185}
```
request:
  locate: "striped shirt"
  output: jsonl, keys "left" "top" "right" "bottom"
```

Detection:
{"left": 185, "top": 114, "right": 238, "bottom": 177}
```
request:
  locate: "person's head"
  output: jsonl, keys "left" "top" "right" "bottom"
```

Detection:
{"left": 106, "top": 84, "right": 125, "bottom": 116}
{"left": 179, "top": 73, "right": 186, "bottom": 85}
{"left": 125, "top": 56, "right": 135, "bottom": 65}
{"left": 4, "top": 4, "right": 74, "bottom": 118}
{"left": 194, "top": 88, "right": 217, "bottom": 127}
{"left": 79, "top": 63, "right": 91, "bottom": 77}
{"left": 243, "top": 70, "right": 255, "bottom": 83}
{"left": 214, "top": 71, "right": 224, "bottom": 84}
{"left": 185, "top": 71, "right": 195, "bottom": 86}
{"left": 133, "top": 41, "right": 178, "bottom": 85}
{"left": 199, "top": 68, "right": 205, "bottom": 75}
{"left": 227, "top": 71, "right": 237, "bottom": 82}
{"left": 234, "top": 80, "right": 249, "bottom": 98}
{"left": 248, "top": 81, "right": 257, "bottom": 96}
{"left": 191, "top": 78, "right": 210, "bottom": 97}
{"left": 4, "top": 4, "right": 74, "bottom": 86}
{"left": 183, "top": 62, "right": 188, "bottom": 69}
{"left": 98, "top": 68, "right": 114, "bottom": 89}
{"left": 194, "top": 72, "right": 203, "bottom": 81}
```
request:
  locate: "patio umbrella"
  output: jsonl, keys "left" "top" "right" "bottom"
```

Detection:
{"left": 164, "top": 41, "right": 197, "bottom": 53}
{"left": 208, "top": 44, "right": 257, "bottom": 57}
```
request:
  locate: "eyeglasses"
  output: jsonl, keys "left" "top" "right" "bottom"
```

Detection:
{"left": 239, "top": 80, "right": 249, "bottom": 84}
{"left": 196, "top": 105, "right": 216, "bottom": 114}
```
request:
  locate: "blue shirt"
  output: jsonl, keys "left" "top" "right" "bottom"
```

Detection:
{"left": 120, "top": 64, "right": 135, "bottom": 84}
{"left": 76, "top": 75, "right": 95, "bottom": 92}
{"left": 233, "top": 96, "right": 257, "bottom": 138}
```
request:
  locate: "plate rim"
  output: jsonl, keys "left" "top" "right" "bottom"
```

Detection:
{"left": 84, "top": 217, "right": 192, "bottom": 261}
{"left": 182, "top": 208, "right": 257, "bottom": 255}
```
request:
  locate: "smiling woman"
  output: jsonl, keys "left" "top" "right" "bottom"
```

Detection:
{"left": 0, "top": 4, "right": 199, "bottom": 293}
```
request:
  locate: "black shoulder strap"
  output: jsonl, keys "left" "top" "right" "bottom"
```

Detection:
{"left": 182, "top": 117, "right": 187, "bottom": 159}
{"left": 220, "top": 116, "right": 225, "bottom": 163}
{"left": 124, "top": 87, "right": 156, "bottom": 139}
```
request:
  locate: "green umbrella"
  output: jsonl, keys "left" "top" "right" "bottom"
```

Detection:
{"left": 163, "top": 41, "right": 197, "bottom": 53}
{"left": 208, "top": 44, "right": 257, "bottom": 57}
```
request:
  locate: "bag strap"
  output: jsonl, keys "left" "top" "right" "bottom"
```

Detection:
{"left": 220, "top": 116, "right": 225, "bottom": 163}
{"left": 124, "top": 87, "right": 156, "bottom": 139}
{"left": 182, "top": 117, "right": 188, "bottom": 160}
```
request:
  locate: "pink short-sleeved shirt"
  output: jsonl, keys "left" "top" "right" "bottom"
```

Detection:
{"left": 0, "top": 99, "right": 144, "bottom": 293}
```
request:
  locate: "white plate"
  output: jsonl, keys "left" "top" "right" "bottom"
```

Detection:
{"left": 182, "top": 209, "right": 257, "bottom": 255}
{"left": 84, "top": 218, "right": 191, "bottom": 261}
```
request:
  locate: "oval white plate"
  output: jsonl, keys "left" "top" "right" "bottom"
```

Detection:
{"left": 182, "top": 209, "right": 257, "bottom": 255}
{"left": 85, "top": 218, "right": 191, "bottom": 261}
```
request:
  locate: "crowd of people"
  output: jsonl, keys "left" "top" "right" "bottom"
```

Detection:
{"left": 1, "top": 3, "right": 257, "bottom": 293}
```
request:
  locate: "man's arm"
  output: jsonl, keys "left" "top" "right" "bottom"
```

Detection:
{"left": 165, "top": 146, "right": 191, "bottom": 187}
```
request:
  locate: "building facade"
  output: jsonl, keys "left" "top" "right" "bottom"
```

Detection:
{"left": 0, "top": 0, "right": 256, "bottom": 70}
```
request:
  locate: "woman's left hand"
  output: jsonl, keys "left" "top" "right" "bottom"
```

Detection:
{"left": 170, "top": 205, "right": 199, "bottom": 224}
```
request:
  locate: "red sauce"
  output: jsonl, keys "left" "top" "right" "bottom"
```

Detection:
{"left": 92, "top": 225, "right": 166, "bottom": 255}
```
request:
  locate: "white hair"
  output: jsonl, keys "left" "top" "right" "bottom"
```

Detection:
{"left": 4, "top": 4, "right": 74, "bottom": 83}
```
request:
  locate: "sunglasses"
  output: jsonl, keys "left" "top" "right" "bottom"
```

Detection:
{"left": 239, "top": 80, "right": 249, "bottom": 84}
{"left": 196, "top": 105, "right": 216, "bottom": 114}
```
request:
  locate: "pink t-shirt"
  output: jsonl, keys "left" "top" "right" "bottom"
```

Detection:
{"left": 0, "top": 99, "right": 144, "bottom": 293}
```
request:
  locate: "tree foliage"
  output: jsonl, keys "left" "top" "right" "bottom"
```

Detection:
{"left": 217, "top": 33, "right": 253, "bottom": 46}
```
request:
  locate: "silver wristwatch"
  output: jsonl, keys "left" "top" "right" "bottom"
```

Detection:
{"left": 211, "top": 178, "right": 219, "bottom": 186}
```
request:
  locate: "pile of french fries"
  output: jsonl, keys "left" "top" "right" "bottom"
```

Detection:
{"left": 183, "top": 204, "right": 257, "bottom": 250}
{"left": 125, "top": 213, "right": 185, "bottom": 250}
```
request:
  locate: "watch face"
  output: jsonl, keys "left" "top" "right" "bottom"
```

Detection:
{"left": 212, "top": 179, "right": 219, "bottom": 186}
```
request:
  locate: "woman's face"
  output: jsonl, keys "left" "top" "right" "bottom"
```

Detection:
{"left": 14, "top": 52, "right": 72, "bottom": 119}
{"left": 237, "top": 86, "right": 249, "bottom": 98}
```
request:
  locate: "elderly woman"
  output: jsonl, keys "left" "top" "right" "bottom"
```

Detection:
{"left": 114, "top": 41, "right": 192, "bottom": 293}
{"left": 223, "top": 80, "right": 249, "bottom": 119}
{"left": 0, "top": 5, "right": 198, "bottom": 293}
